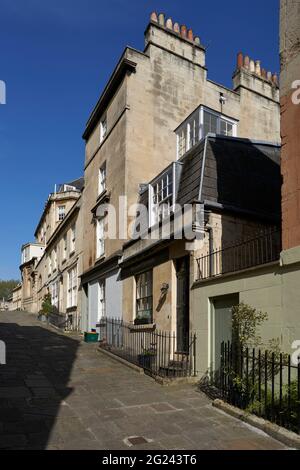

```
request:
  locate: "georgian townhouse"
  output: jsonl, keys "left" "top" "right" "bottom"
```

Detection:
{"left": 80, "top": 11, "right": 280, "bottom": 334}
{"left": 119, "top": 133, "right": 281, "bottom": 376}
{"left": 19, "top": 179, "right": 83, "bottom": 327}
{"left": 19, "top": 242, "right": 45, "bottom": 313}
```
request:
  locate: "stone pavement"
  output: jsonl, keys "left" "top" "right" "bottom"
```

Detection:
{"left": 0, "top": 311, "right": 288, "bottom": 450}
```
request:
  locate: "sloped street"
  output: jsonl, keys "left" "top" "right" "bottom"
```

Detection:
{"left": 0, "top": 311, "right": 287, "bottom": 450}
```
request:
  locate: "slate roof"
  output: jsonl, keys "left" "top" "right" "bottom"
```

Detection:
{"left": 140, "top": 135, "right": 281, "bottom": 223}
{"left": 65, "top": 177, "right": 84, "bottom": 192}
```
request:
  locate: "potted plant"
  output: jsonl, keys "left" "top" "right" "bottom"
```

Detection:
{"left": 138, "top": 347, "right": 156, "bottom": 370}
{"left": 38, "top": 293, "right": 52, "bottom": 322}
{"left": 134, "top": 315, "right": 151, "bottom": 326}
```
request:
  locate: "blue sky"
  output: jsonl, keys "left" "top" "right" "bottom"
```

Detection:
{"left": 0, "top": 0, "right": 279, "bottom": 280}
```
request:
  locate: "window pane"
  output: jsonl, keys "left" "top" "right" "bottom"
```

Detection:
{"left": 135, "top": 270, "right": 153, "bottom": 323}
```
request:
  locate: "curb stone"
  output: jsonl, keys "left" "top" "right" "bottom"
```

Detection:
{"left": 213, "top": 399, "right": 300, "bottom": 449}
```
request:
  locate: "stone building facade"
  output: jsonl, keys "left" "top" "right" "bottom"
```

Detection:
{"left": 80, "top": 12, "right": 280, "bottom": 334}
{"left": 19, "top": 179, "right": 84, "bottom": 328}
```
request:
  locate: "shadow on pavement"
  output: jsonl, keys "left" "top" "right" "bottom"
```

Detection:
{"left": 0, "top": 316, "right": 79, "bottom": 449}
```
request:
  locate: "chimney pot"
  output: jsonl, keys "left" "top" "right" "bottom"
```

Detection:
{"left": 150, "top": 11, "right": 158, "bottom": 23}
{"left": 272, "top": 73, "right": 279, "bottom": 86}
{"left": 194, "top": 36, "right": 200, "bottom": 45}
{"left": 261, "top": 68, "right": 267, "bottom": 79}
{"left": 187, "top": 29, "right": 194, "bottom": 41}
{"left": 244, "top": 55, "right": 250, "bottom": 69}
{"left": 180, "top": 24, "right": 187, "bottom": 38}
{"left": 165, "top": 18, "right": 173, "bottom": 30}
{"left": 158, "top": 13, "right": 165, "bottom": 27}
{"left": 173, "top": 22, "right": 180, "bottom": 33}
{"left": 267, "top": 71, "right": 272, "bottom": 81}
{"left": 237, "top": 52, "right": 244, "bottom": 69}
{"left": 255, "top": 60, "right": 261, "bottom": 76}
{"left": 250, "top": 59, "right": 255, "bottom": 73}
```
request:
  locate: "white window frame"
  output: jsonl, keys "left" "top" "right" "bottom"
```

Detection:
{"left": 96, "top": 217, "right": 105, "bottom": 258}
{"left": 57, "top": 205, "right": 66, "bottom": 221}
{"left": 100, "top": 115, "right": 107, "bottom": 143}
{"left": 149, "top": 163, "right": 176, "bottom": 227}
{"left": 135, "top": 270, "right": 153, "bottom": 323}
{"left": 98, "top": 162, "right": 106, "bottom": 195}
{"left": 70, "top": 224, "right": 76, "bottom": 253}
{"left": 176, "top": 106, "right": 237, "bottom": 158}
{"left": 98, "top": 280, "right": 105, "bottom": 319}
{"left": 67, "top": 266, "right": 77, "bottom": 308}
{"left": 51, "top": 281, "right": 59, "bottom": 308}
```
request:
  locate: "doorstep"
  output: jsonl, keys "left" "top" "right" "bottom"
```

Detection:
{"left": 97, "top": 346, "right": 199, "bottom": 386}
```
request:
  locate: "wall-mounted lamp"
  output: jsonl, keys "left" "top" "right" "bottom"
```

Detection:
{"left": 160, "top": 283, "right": 169, "bottom": 295}
{"left": 219, "top": 92, "right": 227, "bottom": 105}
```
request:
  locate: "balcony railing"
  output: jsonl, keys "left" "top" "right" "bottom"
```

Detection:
{"left": 196, "top": 228, "right": 281, "bottom": 281}
{"left": 98, "top": 317, "right": 197, "bottom": 379}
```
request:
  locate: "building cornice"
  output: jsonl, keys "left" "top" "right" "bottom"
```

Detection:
{"left": 82, "top": 54, "right": 137, "bottom": 141}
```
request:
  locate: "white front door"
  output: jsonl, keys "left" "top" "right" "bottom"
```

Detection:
{"left": 88, "top": 281, "right": 99, "bottom": 332}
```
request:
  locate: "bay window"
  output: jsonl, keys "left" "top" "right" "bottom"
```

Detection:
{"left": 150, "top": 163, "right": 175, "bottom": 225}
{"left": 176, "top": 106, "right": 237, "bottom": 158}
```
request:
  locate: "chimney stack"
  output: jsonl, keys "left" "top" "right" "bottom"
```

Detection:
{"left": 234, "top": 51, "right": 279, "bottom": 88}
{"left": 146, "top": 12, "right": 206, "bottom": 67}
{"left": 233, "top": 51, "right": 279, "bottom": 101}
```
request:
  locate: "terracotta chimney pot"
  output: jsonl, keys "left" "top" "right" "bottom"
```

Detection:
{"left": 180, "top": 24, "right": 187, "bottom": 38}
{"left": 173, "top": 22, "right": 180, "bottom": 33}
{"left": 255, "top": 60, "right": 261, "bottom": 76}
{"left": 237, "top": 52, "right": 244, "bottom": 69}
{"left": 150, "top": 12, "right": 158, "bottom": 23}
{"left": 272, "top": 73, "right": 279, "bottom": 86}
{"left": 243, "top": 55, "right": 250, "bottom": 69}
{"left": 165, "top": 18, "right": 173, "bottom": 30}
{"left": 187, "top": 29, "right": 194, "bottom": 41}
{"left": 158, "top": 13, "right": 165, "bottom": 27}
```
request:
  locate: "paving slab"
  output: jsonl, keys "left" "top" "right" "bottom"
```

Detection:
{"left": 0, "top": 311, "right": 290, "bottom": 450}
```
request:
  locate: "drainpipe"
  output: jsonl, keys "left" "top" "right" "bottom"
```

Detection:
{"left": 205, "top": 223, "right": 214, "bottom": 277}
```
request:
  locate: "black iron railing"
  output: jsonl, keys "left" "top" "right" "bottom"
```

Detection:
{"left": 216, "top": 342, "right": 300, "bottom": 434}
{"left": 196, "top": 228, "right": 281, "bottom": 281}
{"left": 39, "top": 311, "right": 73, "bottom": 331}
{"left": 99, "top": 317, "right": 197, "bottom": 378}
